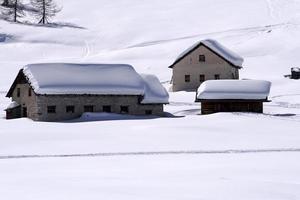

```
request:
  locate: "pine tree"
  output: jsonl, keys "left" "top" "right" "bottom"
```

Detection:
{"left": 1, "top": 0, "right": 10, "bottom": 6}
{"left": 0, "top": 0, "right": 24, "bottom": 22}
{"left": 30, "top": 0, "right": 61, "bottom": 24}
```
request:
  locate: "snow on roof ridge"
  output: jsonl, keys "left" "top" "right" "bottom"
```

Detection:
{"left": 174, "top": 39, "right": 244, "bottom": 67}
{"left": 197, "top": 80, "right": 271, "bottom": 100}
{"left": 22, "top": 63, "right": 169, "bottom": 104}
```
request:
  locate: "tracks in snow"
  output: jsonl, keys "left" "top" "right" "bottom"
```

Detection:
{"left": 0, "top": 148, "right": 300, "bottom": 160}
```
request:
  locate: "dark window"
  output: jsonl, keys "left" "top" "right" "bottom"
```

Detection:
{"left": 199, "top": 55, "right": 206, "bottom": 62}
{"left": 200, "top": 74, "right": 205, "bottom": 82}
{"left": 66, "top": 106, "right": 75, "bottom": 113}
{"left": 47, "top": 106, "right": 56, "bottom": 114}
{"left": 103, "top": 106, "right": 111, "bottom": 113}
{"left": 185, "top": 75, "right": 190, "bottom": 82}
{"left": 28, "top": 88, "right": 32, "bottom": 97}
{"left": 215, "top": 74, "right": 220, "bottom": 80}
{"left": 84, "top": 105, "right": 94, "bottom": 112}
{"left": 17, "top": 88, "right": 20, "bottom": 97}
{"left": 145, "top": 110, "right": 152, "bottom": 115}
{"left": 120, "top": 106, "right": 129, "bottom": 114}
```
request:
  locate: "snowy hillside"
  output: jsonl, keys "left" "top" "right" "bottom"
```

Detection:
{"left": 1, "top": 0, "right": 300, "bottom": 199}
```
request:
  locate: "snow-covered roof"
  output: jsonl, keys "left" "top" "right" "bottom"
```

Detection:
{"left": 5, "top": 101, "right": 20, "bottom": 110}
{"left": 140, "top": 74, "right": 169, "bottom": 104}
{"left": 292, "top": 67, "right": 300, "bottom": 72}
{"left": 170, "top": 39, "right": 244, "bottom": 68}
{"left": 196, "top": 80, "right": 271, "bottom": 100}
{"left": 21, "top": 63, "right": 168, "bottom": 104}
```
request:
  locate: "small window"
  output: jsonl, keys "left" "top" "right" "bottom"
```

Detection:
{"left": 17, "top": 88, "right": 20, "bottom": 97}
{"left": 185, "top": 75, "right": 190, "bottom": 82}
{"left": 145, "top": 110, "right": 152, "bottom": 115}
{"left": 120, "top": 106, "right": 129, "bottom": 114}
{"left": 103, "top": 105, "right": 111, "bottom": 113}
{"left": 215, "top": 74, "right": 220, "bottom": 80}
{"left": 28, "top": 88, "right": 32, "bottom": 97}
{"left": 47, "top": 106, "right": 56, "bottom": 114}
{"left": 199, "top": 55, "right": 206, "bottom": 62}
{"left": 84, "top": 105, "right": 94, "bottom": 112}
{"left": 66, "top": 106, "right": 75, "bottom": 113}
{"left": 200, "top": 74, "right": 205, "bottom": 82}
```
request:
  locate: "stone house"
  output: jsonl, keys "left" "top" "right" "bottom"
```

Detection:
{"left": 291, "top": 67, "right": 300, "bottom": 79}
{"left": 195, "top": 80, "right": 271, "bottom": 114}
{"left": 5, "top": 63, "right": 169, "bottom": 121}
{"left": 169, "top": 39, "right": 244, "bottom": 92}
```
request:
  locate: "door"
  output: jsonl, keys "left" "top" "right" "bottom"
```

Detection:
{"left": 22, "top": 107, "right": 27, "bottom": 117}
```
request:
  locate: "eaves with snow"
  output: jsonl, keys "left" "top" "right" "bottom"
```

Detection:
{"left": 169, "top": 39, "right": 244, "bottom": 68}
{"left": 196, "top": 80, "right": 272, "bottom": 101}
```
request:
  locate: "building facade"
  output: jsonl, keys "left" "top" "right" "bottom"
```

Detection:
{"left": 169, "top": 39, "right": 243, "bottom": 92}
{"left": 6, "top": 64, "right": 169, "bottom": 121}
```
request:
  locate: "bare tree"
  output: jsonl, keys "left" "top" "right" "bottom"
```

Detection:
{"left": 0, "top": 0, "right": 24, "bottom": 22}
{"left": 30, "top": 0, "right": 61, "bottom": 24}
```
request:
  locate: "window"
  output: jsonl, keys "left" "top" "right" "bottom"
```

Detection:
{"left": 66, "top": 106, "right": 75, "bottom": 113}
{"left": 47, "top": 106, "right": 56, "bottom": 114}
{"left": 84, "top": 105, "right": 94, "bottom": 112}
{"left": 199, "top": 55, "right": 206, "bottom": 62}
{"left": 103, "top": 105, "right": 111, "bottom": 113}
{"left": 145, "top": 110, "right": 152, "bottom": 115}
{"left": 17, "top": 88, "right": 20, "bottom": 97}
{"left": 185, "top": 75, "right": 191, "bottom": 82}
{"left": 120, "top": 106, "right": 129, "bottom": 114}
{"left": 28, "top": 88, "right": 32, "bottom": 97}
{"left": 215, "top": 74, "right": 220, "bottom": 80}
{"left": 199, "top": 74, "right": 205, "bottom": 82}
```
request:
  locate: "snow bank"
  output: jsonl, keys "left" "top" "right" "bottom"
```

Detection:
{"left": 22, "top": 63, "right": 169, "bottom": 104}
{"left": 140, "top": 74, "right": 169, "bottom": 104}
{"left": 174, "top": 39, "right": 244, "bottom": 67}
{"left": 197, "top": 80, "right": 271, "bottom": 100}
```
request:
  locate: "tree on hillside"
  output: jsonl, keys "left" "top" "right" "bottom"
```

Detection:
{"left": 1, "top": 0, "right": 10, "bottom": 6}
{"left": 0, "top": 0, "right": 24, "bottom": 22}
{"left": 30, "top": 0, "right": 61, "bottom": 24}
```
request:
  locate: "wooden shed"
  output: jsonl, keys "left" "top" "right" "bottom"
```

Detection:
{"left": 195, "top": 80, "right": 271, "bottom": 114}
{"left": 291, "top": 67, "right": 300, "bottom": 79}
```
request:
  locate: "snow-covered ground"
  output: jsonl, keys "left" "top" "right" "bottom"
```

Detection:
{"left": 1, "top": 0, "right": 300, "bottom": 199}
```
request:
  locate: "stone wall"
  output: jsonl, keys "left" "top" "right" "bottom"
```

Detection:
{"left": 36, "top": 95, "right": 164, "bottom": 121}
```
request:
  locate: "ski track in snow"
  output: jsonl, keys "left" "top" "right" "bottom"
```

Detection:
{"left": 0, "top": 148, "right": 300, "bottom": 160}
{"left": 126, "top": 23, "right": 289, "bottom": 49}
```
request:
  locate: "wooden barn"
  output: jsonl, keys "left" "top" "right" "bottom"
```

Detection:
{"left": 195, "top": 80, "right": 272, "bottom": 114}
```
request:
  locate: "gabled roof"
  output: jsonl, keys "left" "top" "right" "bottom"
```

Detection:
{"left": 196, "top": 80, "right": 271, "bottom": 101}
{"left": 6, "top": 63, "right": 169, "bottom": 104}
{"left": 169, "top": 39, "right": 244, "bottom": 69}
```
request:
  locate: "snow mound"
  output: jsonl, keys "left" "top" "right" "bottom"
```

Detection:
{"left": 22, "top": 63, "right": 169, "bottom": 104}
{"left": 197, "top": 80, "right": 271, "bottom": 100}
{"left": 174, "top": 39, "right": 244, "bottom": 68}
{"left": 140, "top": 74, "right": 169, "bottom": 104}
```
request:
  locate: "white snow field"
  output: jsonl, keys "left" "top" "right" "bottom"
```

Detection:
{"left": 1, "top": 0, "right": 300, "bottom": 199}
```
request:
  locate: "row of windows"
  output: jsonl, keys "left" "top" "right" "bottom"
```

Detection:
{"left": 47, "top": 105, "right": 153, "bottom": 115}
{"left": 184, "top": 74, "right": 220, "bottom": 82}
{"left": 16, "top": 88, "right": 32, "bottom": 97}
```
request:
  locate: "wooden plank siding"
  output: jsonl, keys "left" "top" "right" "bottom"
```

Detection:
{"left": 201, "top": 101, "right": 263, "bottom": 114}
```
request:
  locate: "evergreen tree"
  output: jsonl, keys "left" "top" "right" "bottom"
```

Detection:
{"left": 30, "top": 0, "right": 61, "bottom": 24}
{"left": 0, "top": 0, "right": 24, "bottom": 22}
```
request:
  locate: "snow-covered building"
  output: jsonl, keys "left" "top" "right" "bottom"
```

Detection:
{"left": 291, "top": 67, "right": 300, "bottom": 79}
{"left": 5, "top": 63, "right": 169, "bottom": 121}
{"left": 169, "top": 39, "right": 243, "bottom": 92}
{"left": 195, "top": 80, "right": 271, "bottom": 114}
